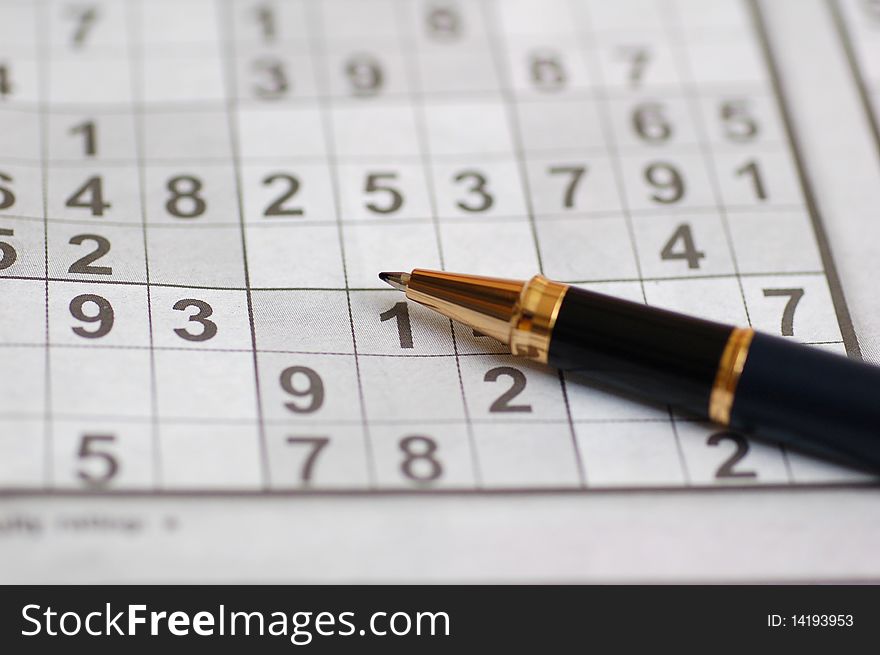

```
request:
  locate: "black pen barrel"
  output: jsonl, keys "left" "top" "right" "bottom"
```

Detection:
{"left": 547, "top": 286, "right": 733, "bottom": 417}
{"left": 547, "top": 286, "right": 880, "bottom": 470}
{"left": 730, "top": 333, "right": 880, "bottom": 470}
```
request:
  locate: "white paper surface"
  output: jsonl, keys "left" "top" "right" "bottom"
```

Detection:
{"left": 1, "top": 0, "right": 879, "bottom": 582}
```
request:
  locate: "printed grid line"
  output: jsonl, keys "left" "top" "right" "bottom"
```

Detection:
{"left": 570, "top": 0, "right": 689, "bottom": 482}
{"left": 0, "top": 341, "right": 847, "bottom": 354}
{"left": 0, "top": 88, "right": 789, "bottom": 111}
{"left": 0, "top": 23, "right": 815, "bottom": 51}
{"left": 1, "top": 480, "right": 877, "bottom": 498}
{"left": 747, "top": 0, "right": 862, "bottom": 360}
{"left": 0, "top": 269, "right": 840, "bottom": 289}
{"left": 0, "top": 201, "right": 815, "bottom": 229}
{"left": 661, "top": 0, "right": 759, "bottom": 481}
{"left": 747, "top": 0, "right": 863, "bottom": 478}
{"left": 217, "top": 0, "right": 271, "bottom": 487}
{"left": 4, "top": 3, "right": 868, "bottom": 494}
{"left": 35, "top": 0, "right": 53, "bottom": 487}
{"left": 0, "top": 140, "right": 796, "bottom": 167}
{"left": 482, "top": 4, "right": 544, "bottom": 272}
{"left": 662, "top": 0, "right": 753, "bottom": 324}
{"left": 125, "top": 0, "right": 162, "bottom": 488}
{"left": 484, "top": 0, "right": 586, "bottom": 487}
{"left": 393, "top": 0, "right": 483, "bottom": 486}
{"left": 662, "top": 0, "right": 798, "bottom": 479}
{"left": 305, "top": 0, "right": 378, "bottom": 487}
{"left": 0, "top": 413, "right": 719, "bottom": 426}
{"left": 567, "top": 0, "right": 648, "bottom": 301}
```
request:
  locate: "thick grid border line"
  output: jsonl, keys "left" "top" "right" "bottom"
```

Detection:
{"left": 216, "top": 0, "right": 271, "bottom": 487}
{"left": 125, "top": 0, "right": 162, "bottom": 488}
{"left": 0, "top": 269, "right": 841, "bottom": 290}
{"left": 749, "top": 0, "right": 862, "bottom": 359}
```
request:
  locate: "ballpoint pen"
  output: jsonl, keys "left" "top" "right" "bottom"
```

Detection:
{"left": 379, "top": 268, "right": 880, "bottom": 472}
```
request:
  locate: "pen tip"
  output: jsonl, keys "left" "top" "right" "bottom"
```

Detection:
{"left": 379, "top": 271, "right": 410, "bottom": 292}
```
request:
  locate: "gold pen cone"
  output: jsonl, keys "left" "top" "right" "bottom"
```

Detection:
{"left": 379, "top": 269, "right": 568, "bottom": 362}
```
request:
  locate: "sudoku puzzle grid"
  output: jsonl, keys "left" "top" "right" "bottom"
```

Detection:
{"left": 0, "top": 0, "right": 870, "bottom": 493}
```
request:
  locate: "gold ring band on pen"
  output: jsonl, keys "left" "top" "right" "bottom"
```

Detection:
{"left": 709, "top": 327, "right": 755, "bottom": 425}
{"left": 509, "top": 275, "right": 569, "bottom": 364}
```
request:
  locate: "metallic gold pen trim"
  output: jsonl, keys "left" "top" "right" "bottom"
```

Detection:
{"left": 382, "top": 270, "right": 569, "bottom": 363}
{"left": 709, "top": 327, "right": 755, "bottom": 425}
{"left": 509, "top": 275, "right": 569, "bottom": 363}
{"left": 404, "top": 269, "right": 525, "bottom": 345}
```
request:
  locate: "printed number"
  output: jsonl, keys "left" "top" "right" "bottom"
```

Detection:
{"left": 252, "top": 58, "right": 289, "bottom": 99}
{"left": 68, "top": 234, "right": 111, "bottom": 275}
{"left": 399, "top": 435, "right": 442, "bottom": 482}
{"left": 364, "top": 172, "right": 404, "bottom": 214}
{"left": 618, "top": 46, "right": 650, "bottom": 87}
{"left": 77, "top": 434, "right": 119, "bottom": 485}
{"left": 68, "top": 5, "right": 99, "bottom": 48}
{"left": 707, "top": 432, "right": 756, "bottom": 479}
{"left": 734, "top": 160, "right": 767, "bottom": 201}
{"left": 379, "top": 301, "right": 414, "bottom": 349}
{"left": 530, "top": 52, "right": 566, "bottom": 91}
{"left": 454, "top": 170, "right": 494, "bottom": 212}
{"left": 547, "top": 165, "right": 587, "bottom": 209}
{"left": 263, "top": 173, "right": 303, "bottom": 216}
{"left": 254, "top": 3, "right": 276, "bottom": 41}
{"left": 0, "top": 172, "right": 16, "bottom": 209}
{"left": 65, "top": 176, "right": 110, "bottom": 216}
{"left": 280, "top": 366, "right": 325, "bottom": 413}
{"left": 426, "top": 6, "right": 461, "bottom": 40}
{"left": 644, "top": 162, "right": 685, "bottom": 204}
{"left": 720, "top": 100, "right": 758, "bottom": 142}
{"left": 632, "top": 102, "right": 672, "bottom": 143}
{"left": 0, "top": 64, "right": 11, "bottom": 98}
{"left": 0, "top": 228, "right": 17, "bottom": 269}
{"left": 166, "top": 175, "right": 206, "bottom": 219}
{"left": 70, "top": 120, "right": 97, "bottom": 157}
{"left": 762, "top": 288, "right": 804, "bottom": 336}
{"left": 484, "top": 366, "right": 532, "bottom": 413}
{"left": 70, "top": 294, "right": 114, "bottom": 339}
{"left": 660, "top": 223, "right": 704, "bottom": 269}
{"left": 346, "top": 55, "right": 383, "bottom": 96}
{"left": 285, "top": 436, "right": 330, "bottom": 483}
{"left": 173, "top": 299, "right": 217, "bottom": 342}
